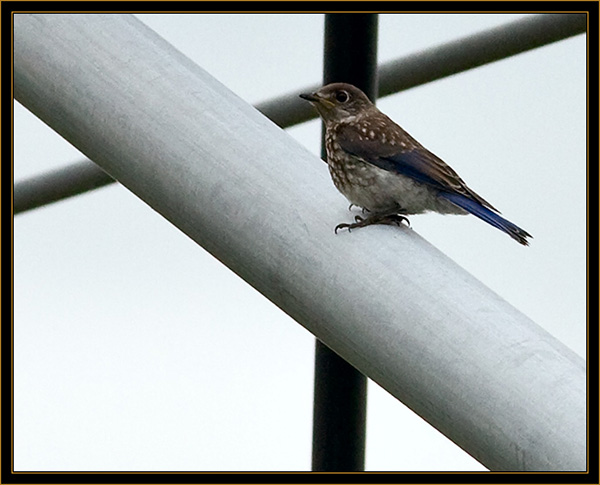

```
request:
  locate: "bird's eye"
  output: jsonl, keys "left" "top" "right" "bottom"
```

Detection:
{"left": 335, "top": 90, "right": 349, "bottom": 103}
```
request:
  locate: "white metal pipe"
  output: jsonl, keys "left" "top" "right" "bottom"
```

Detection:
{"left": 14, "top": 14, "right": 586, "bottom": 471}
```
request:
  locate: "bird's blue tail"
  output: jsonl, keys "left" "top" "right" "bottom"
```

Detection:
{"left": 441, "top": 192, "right": 532, "bottom": 246}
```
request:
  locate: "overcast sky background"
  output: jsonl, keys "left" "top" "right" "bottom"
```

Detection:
{"left": 14, "top": 13, "right": 586, "bottom": 472}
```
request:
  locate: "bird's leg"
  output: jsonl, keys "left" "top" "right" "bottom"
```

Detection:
{"left": 335, "top": 209, "right": 410, "bottom": 233}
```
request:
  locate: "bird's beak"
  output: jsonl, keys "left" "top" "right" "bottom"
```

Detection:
{"left": 299, "top": 92, "right": 319, "bottom": 102}
{"left": 299, "top": 92, "right": 335, "bottom": 109}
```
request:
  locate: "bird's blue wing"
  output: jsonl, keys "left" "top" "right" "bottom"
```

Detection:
{"left": 337, "top": 125, "right": 498, "bottom": 211}
{"left": 372, "top": 149, "right": 460, "bottom": 192}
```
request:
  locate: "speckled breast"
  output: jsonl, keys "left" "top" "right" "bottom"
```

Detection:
{"left": 325, "top": 131, "right": 395, "bottom": 212}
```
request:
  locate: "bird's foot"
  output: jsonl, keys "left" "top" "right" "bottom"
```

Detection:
{"left": 334, "top": 212, "right": 410, "bottom": 234}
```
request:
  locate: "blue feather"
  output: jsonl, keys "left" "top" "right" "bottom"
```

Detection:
{"left": 440, "top": 192, "right": 532, "bottom": 246}
{"left": 376, "top": 151, "right": 447, "bottom": 189}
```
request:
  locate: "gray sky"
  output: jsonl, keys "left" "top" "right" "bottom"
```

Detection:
{"left": 14, "top": 13, "right": 586, "bottom": 471}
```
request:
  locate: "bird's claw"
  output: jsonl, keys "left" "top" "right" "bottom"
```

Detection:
{"left": 335, "top": 221, "right": 365, "bottom": 233}
{"left": 348, "top": 204, "right": 369, "bottom": 215}
{"left": 384, "top": 214, "right": 411, "bottom": 227}
{"left": 334, "top": 212, "right": 410, "bottom": 233}
{"left": 334, "top": 223, "right": 350, "bottom": 234}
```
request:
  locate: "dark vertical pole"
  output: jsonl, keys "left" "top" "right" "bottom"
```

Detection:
{"left": 311, "top": 14, "right": 378, "bottom": 472}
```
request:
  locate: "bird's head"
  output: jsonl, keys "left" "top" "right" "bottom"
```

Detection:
{"left": 300, "top": 83, "right": 375, "bottom": 124}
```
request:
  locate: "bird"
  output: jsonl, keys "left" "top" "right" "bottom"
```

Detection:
{"left": 299, "top": 82, "right": 532, "bottom": 246}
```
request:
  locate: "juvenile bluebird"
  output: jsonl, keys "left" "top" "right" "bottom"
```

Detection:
{"left": 300, "top": 83, "right": 532, "bottom": 246}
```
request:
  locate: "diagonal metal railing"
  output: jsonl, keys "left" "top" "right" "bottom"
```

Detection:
{"left": 13, "top": 14, "right": 586, "bottom": 471}
{"left": 13, "top": 13, "right": 586, "bottom": 215}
